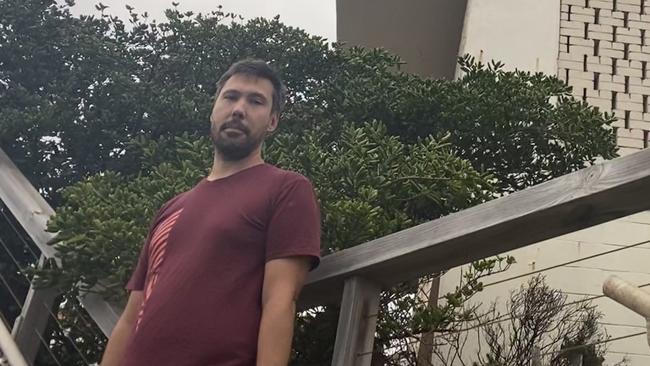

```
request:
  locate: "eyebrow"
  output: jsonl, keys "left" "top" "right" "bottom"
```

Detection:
{"left": 222, "top": 89, "right": 269, "bottom": 102}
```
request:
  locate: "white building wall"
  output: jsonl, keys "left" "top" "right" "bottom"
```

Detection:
{"left": 457, "top": 0, "right": 562, "bottom": 75}
{"left": 439, "top": 0, "right": 650, "bottom": 364}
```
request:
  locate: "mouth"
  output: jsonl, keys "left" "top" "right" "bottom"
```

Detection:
{"left": 220, "top": 121, "right": 249, "bottom": 135}
{"left": 222, "top": 128, "right": 246, "bottom": 137}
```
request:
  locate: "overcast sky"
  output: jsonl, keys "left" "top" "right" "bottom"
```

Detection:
{"left": 68, "top": 0, "right": 337, "bottom": 40}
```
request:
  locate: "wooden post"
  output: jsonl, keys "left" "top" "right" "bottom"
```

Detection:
{"left": 0, "top": 317, "right": 28, "bottom": 366}
{"left": 11, "top": 259, "right": 59, "bottom": 365}
{"left": 569, "top": 353, "right": 583, "bottom": 366}
{"left": 603, "top": 275, "right": 650, "bottom": 347}
{"left": 78, "top": 292, "right": 122, "bottom": 336}
{"left": 11, "top": 286, "right": 58, "bottom": 363}
{"left": 531, "top": 346, "right": 542, "bottom": 366}
{"left": 416, "top": 277, "right": 440, "bottom": 365}
{"left": 603, "top": 275, "right": 650, "bottom": 318}
{"left": 332, "top": 277, "right": 381, "bottom": 366}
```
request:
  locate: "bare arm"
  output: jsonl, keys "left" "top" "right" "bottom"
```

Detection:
{"left": 100, "top": 290, "right": 143, "bottom": 366}
{"left": 256, "top": 257, "right": 311, "bottom": 366}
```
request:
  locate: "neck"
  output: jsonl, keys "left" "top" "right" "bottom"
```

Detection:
{"left": 207, "top": 149, "right": 264, "bottom": 181}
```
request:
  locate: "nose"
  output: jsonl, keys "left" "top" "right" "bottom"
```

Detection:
{"left": 231, "top": 99, "right": 246, "bottom": 119}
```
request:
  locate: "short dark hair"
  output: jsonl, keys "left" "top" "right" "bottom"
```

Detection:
{"left": 215, "top": 59, "right": 287, "bottom": 114}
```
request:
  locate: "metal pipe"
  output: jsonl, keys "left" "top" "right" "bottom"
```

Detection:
{"left": 603, "top": 275, "right": 650, "bottom": 347}
{"left": 603, "top": 275, "right": 650, "bottom": 317}
{"left": 0, "top": 319, "right": 28, "bottom": 366}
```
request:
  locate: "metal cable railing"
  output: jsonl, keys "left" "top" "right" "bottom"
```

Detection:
{"left": 0, "top": 204, "right": 94, "bottom": 365}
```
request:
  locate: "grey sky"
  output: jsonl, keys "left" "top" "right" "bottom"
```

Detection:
{"left": 69, "top": 0, "right": 336, "bottom": 40}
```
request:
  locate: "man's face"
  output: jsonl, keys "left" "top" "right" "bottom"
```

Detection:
{"left": 210, "top": 74, "right": 279, "bottom": 161}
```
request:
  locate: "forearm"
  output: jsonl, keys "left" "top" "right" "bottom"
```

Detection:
{"left": 100, "top": 320, "right": 133, "bottom": 366}
{"left": 256, "top": 299, "right": 297, "bottom": 366}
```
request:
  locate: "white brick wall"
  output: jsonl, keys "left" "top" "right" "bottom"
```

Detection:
{"left": 560, "top": 0, "right": 650, "bottom": 151}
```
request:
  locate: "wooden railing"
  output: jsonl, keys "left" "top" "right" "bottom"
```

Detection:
{"left": 0, "top": 149, "right": 121, "bottom": 364}
{"left": 300, "top": 147, "right": 650, "bottom": 364}
{"left": 2, "top": 147, "right": 650, "bottom": 365}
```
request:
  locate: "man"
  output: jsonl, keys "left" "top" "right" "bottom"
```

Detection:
{"left": 100, "top": 59, "right": 321, "bottom": 366}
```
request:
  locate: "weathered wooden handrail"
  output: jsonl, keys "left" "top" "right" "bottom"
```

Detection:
{"left": 0, "top": 150, "right": 57, "bottom": 259}
{"left": 300, "top": 147, "right": 650, "bottom": 308}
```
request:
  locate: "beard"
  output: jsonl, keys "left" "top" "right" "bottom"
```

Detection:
{"left": 210, "top": 119, "right": 264, "bottom": 161}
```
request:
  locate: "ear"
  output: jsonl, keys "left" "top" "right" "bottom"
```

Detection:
{"left": 267, "top": 113, "right": 279, "bottom": 133}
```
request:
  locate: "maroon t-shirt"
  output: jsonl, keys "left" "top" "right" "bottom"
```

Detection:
{"left": 120, "top": 164, "right": 321, "bottom": 366}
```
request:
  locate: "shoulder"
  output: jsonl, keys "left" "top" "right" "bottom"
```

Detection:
{"left": 262, "top": 164, "right": 314, "bottom": 190}
{"left": 163, "top": 190, "right": 190, "bottom": 210}
{"left": 153, "top": 191, "right": 190, "bottom": 221}
{"left": 259, "top": 166, "right": 317, "bottom": 211}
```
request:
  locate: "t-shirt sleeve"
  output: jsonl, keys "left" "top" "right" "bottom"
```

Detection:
{"left": 125, "top": 239, "right": 149, "bottom": 291}
{"left": 266, "top": 174, "right": 321, "bottom": 270}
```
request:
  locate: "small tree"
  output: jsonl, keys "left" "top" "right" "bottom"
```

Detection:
{"left": 429, "top": 276, "right": 628, "bottom": 366}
